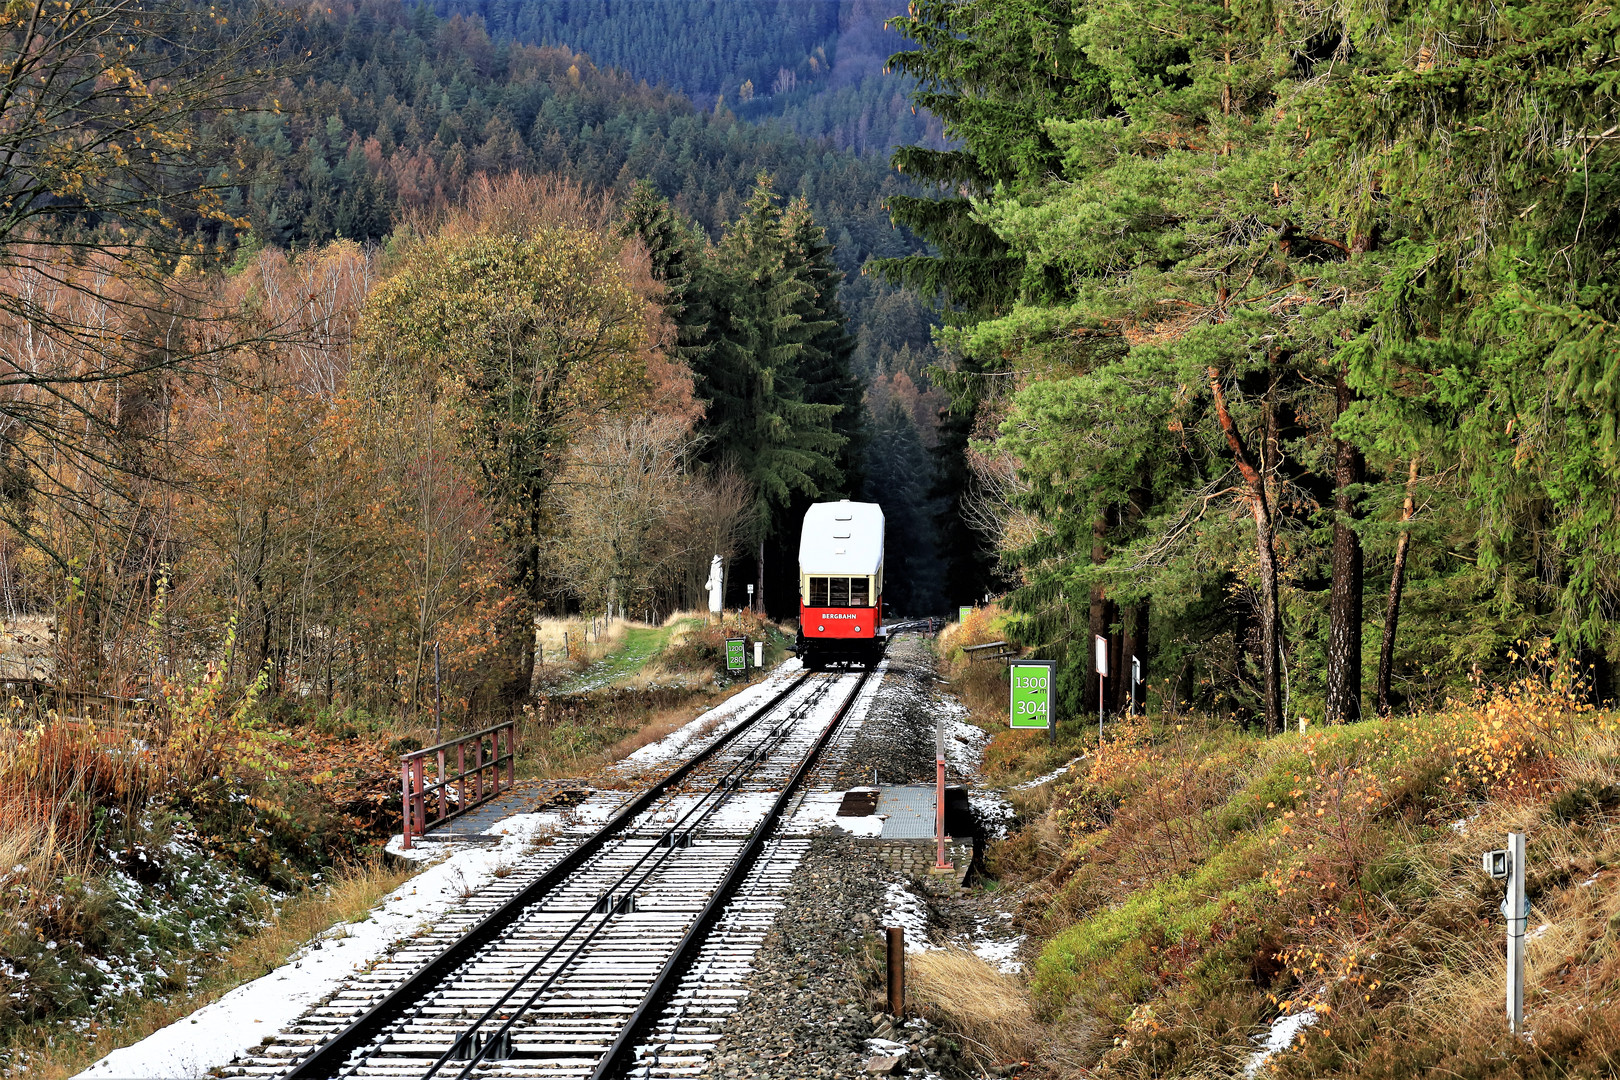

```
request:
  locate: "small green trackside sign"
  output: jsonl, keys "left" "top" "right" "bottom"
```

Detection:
{"left": 1010, "top": 661, "right": 1054, "bottom": 729}
{"left": 959, "top": 605, "right": 972, "bottom": 623}
{"left": 725, "top": 638, "right": 747, "bottom": 672}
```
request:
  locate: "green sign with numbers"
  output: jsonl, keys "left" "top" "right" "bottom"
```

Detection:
{"left": 959, "top": 605, "right": 972, "bottom": 623}
{"left": 725, "top": 638, "right": 747, "bottom": 672}
{"left": 1009, "top": 661, "right": 1054, "bottom": 729}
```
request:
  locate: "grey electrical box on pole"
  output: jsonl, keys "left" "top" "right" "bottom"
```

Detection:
{"left": 1485, "top": 835, "right": 1527, "bottom": 1033}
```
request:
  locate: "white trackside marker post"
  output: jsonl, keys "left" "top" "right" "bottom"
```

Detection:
{"left": 1094, "top": 635, "right": 1108, "bottom": 745}
{"left": 934, "top": 712, "right": 950, "bottom": 871}
{"left": 1506, "top": 831, "right": 1526, "bottom": 1033}
{"left": 1483, "top": 832, "right": 1527, "bottom": 1034}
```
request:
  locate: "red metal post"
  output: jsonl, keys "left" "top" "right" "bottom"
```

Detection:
{"left": 437, "top": 748, "right": 448, "bottom": 822}
{"left": 401, "top": 761, "right": 413, "bottom": 850}
{"left": 491, "top": 732, "right": 501, "bottom": 797}
{"left": 935, "top": 755, "right": 949, "bottom": 870}
{"left": 458, "top": 742, "right": 467, "bottom": 809}
{"left": 411, "top": 757, "right": 425, "bottom": 843}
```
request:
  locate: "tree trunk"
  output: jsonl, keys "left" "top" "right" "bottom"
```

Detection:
{"left": 1121, "top": 599, "right": 1149, "bottom": 715}
{"left": 1325, "top": 363, "right": 1364, "bottom": 724}
{"left": 757, "top": 536, "right": 766, "bottom": 615}
{"left": 1119, "top": 482, "right": 1151, "bottom": 714}
{"left": 1208, "top": 366, "right": 1282, "bottom": 734}
{"left": 1088, "top": 514, "right": 1112, "bottom": 719}
{"left": 1376, "top": 457, "right": 1420, "bottom": 715}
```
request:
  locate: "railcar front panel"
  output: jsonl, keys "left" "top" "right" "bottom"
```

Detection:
{"left": 796, "top": 500, "right": 886, "bottom": 668}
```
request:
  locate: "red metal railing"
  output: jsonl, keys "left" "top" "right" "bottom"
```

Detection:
{"left": 400, "top": 720, "right": 517, "bottom": 849}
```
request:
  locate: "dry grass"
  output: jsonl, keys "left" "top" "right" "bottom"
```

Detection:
{"left": 0, "top": 720, "right": 153, "bottom": 922}
{"left": 520, "top": 683, "right": 735, "bottom": 783}
{"left": 534, "top": 614, "right": 647, "bottom": 665}
{"left": 11, "top": 856, "right": 414, "bottom": 1080}
{"left": 907, "top": 948, "right": 1041, "bottom": 1065}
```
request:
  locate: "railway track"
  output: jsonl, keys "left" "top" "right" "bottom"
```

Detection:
{"left": 241, "top": 665, "right": 877, "bottom": 1080}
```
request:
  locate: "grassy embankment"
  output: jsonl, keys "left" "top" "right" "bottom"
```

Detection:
{"left": 2, "top": 609, "right": 793, "bottom": 1076}
{"left": 521, "top": 609, "right": 793, "bottom": 781}
{"left": 907, "top": 608, "right": 1620, "bottom": 1079}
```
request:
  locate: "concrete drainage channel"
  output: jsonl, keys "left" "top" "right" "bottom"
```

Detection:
{"left": 231, "top": 668, "right": 875, "bottom": 1080}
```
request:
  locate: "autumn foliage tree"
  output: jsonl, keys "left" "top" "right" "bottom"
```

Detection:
{"left": 358, "top": 176, "right": 683, "bottom": 700}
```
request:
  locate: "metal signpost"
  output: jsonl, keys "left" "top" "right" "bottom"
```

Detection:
{"left": 934, "top": 714, "right": 950, "bottom": 870}
{"left": 1010, "top": 661, "right": 1054, "bottom": 743}
{"left": 725, "top": 638, "right": 746, "bottom": 674}
{"left": 1130, "top": 654, "right": 1142, "bottom": 716}
{"left": 747, "top": 583, "right": 755, "bottom": 613}
{"left": 1094, "top": 634, "right": 1108, "bottom": 744}
{"left": 1483, "top": 832, "right": 1528, "bottom": 1034}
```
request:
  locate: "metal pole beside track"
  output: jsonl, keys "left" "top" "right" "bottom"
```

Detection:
{"left": 887, "top": 926, "right": 905, "bottom": 1015}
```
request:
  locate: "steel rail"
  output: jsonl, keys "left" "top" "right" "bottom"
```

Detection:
{"left": 592, "top": 665, "right": 875, "bottom": 1080}
{"left": 282, "top": 670, "right": 815, "bottom": 1080}
{"left": 432, "top": 678, "right": 841, "bottom": 1078}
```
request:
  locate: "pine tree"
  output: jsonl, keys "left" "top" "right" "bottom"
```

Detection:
{"left": 697, "top": 176, "right": 847, "bottom": 554}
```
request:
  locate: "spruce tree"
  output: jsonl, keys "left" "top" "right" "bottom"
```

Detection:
{"left": 697, "top": 176, "right": 847, "bottom": 593}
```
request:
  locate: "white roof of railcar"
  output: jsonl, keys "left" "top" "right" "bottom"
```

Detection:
{"left": 798, "top": 500, "right": 885, "bottom": 576}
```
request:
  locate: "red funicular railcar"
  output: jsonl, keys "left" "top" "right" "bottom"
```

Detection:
{"left": 796, "top": 500, "right": 885, "bottom": 669}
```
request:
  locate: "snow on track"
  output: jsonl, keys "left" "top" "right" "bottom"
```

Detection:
{"left": 612, "top": 658, "right": 805, "bottom": 770}
{"left": 74, "top": 816, "right": 571, "bottom": 1080}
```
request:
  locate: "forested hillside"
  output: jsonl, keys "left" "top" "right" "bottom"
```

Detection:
{"left": 883, "top": 0, "right": 1620, "bottom": 720}
{"left": 220, "top": 0, "right": 906, "bottom": 268}
{"left": 424, "top": 0, "right": 946, "bottom": 155}
{"left": 198, "top": 0, "right": 954, "bottom": 614}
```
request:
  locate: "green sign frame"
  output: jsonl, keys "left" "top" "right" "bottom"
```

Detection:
{"left": 1010, "top": 661, "right": 1054, "bottom": 730}
{"left": 959, "top": 605, "right": 972, "bottom": 623}
{"left": 725, "top": 637, "right": 747, "bottom": 672}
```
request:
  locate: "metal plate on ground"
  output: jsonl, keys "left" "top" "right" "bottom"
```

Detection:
{"left": 875, "top": 785, "right": 935, "bottom": 839}
{"left": 836, "top": 789, "right": 878, "bottom": 816}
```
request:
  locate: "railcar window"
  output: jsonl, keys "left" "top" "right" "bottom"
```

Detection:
{"left": 809, "top": 577, "right": 829, "bottom": 606}
{"left": 830, "top": 577, "right": 850, "bottom": 607}
{"left": 849, "top": 577, "right": 870, "bottom": 607}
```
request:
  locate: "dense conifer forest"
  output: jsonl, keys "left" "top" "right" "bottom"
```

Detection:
{"left": 881, "top": 0, "right": 1620, "bottom": 723}
{"left": 422, "top": 0, "right": 945, "bottom": 154}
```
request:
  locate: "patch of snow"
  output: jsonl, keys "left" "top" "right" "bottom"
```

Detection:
{"left": 883, "top": 882, "right": 936, "bottom": 952}
{"left": 941, "top": 700, "right": 985, "bottom": 773}
{"left": 971, "top": 935, "right": 1024, "bottom": 974}
{"left": 1530, "top": 922, "right": 1551, "bottom": 940}
{"left": 835, "top": 813, "right": 885, "bottom": 838}
{"left": 1014, "top": 755, "right": 1086, "bottom": 790}
{"left": 74, "top": 816, "right": 564, "bottom": 1080}
{"left": 1245, "top": 1010, "right": 1318, "bottom": 1077}
{"left": 969, "top": 790, "right": 1014, "bottom": 840}
{"left": 612, "top": 659, "right": 805, "bottom": 769}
